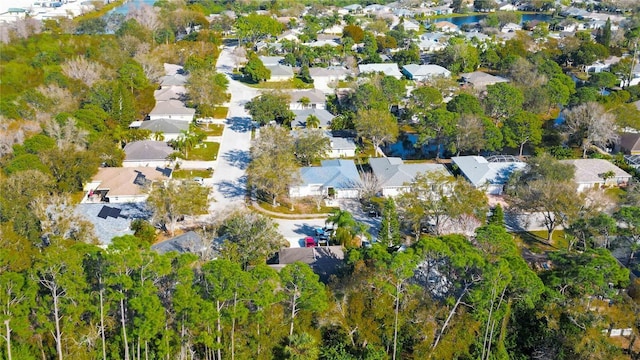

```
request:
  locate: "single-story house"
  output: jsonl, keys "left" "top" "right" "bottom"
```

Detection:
{"left": 277, "top": 30, "right": 300, "bottom": 42}
{"left": 501, "top": 22, "right": 522, "bottom": 33}
{"left": 460, "top": 71, "right": 509, "bottom": 91}
{"left": 560, "top": 159, "right": 632, "bottom": 192}
{"left": 452, "top": 155, "right": 526, "bottom": 195}
{"left": 159, "top": 73, "right": 188, "bottom": 87}
{"left": 498, "top": 2, "right": 517, "bottom": 11}
{"left": 270, "top": 246, "right": 345, "bottom": 283}
{"left": 75, "top": 202, "right": 151, "bottom": 245}
{"left": 403, "top": 19, "right": 421, "bottom": 32}
{"left": 148, "top": 99, "right": 196, "bottom": 121}
{"left": 343, "top": 4, "right": 363, "bottom": 13}
{"left": 309, "top": 66, "right": 350, "bottom": 91}
{"left": 154, "top": 86, "right": 186, "bottom": 102}
{"left": 617, "top": 133, "right": 640, "bottom": 155}
{"left": 585, "top": 56, "right": 621, "bottom": 73}
{"left": 429, "top": 5, "right": 453, "bottom": 15}
{"left": 136, "top": 119, "right": 190, "bottom": 141}
{"left": 292, "top": 108, "right": 335, "bottom": 128}
{"left": 266, "top": 64, "right": 294, "bottom": 82}
{"left": 289, "top": 89, "right": 327, "bottom": 110}
{"left": 417, "top": 32, "right": 448, "bottom": 52}
{"left": 402, "top": 64, "right": 451, "bottom": 81}
{"left": 364, "top": 4, "right": 391, "bottom": 13}
{"left": 369, "top": 157, "right": 450, "bottom": 197}
{"left": 259, "top": 56, "right": 285, "bottom": 67}
{"left": 123, "top": 140, "right": 174, "bottom": 168}
{"left": 432, "top": 21, "right": 459, "bottom": 33}
{"left": 83, "top": 166, "right": 172, "bottom": 204}
{"left": 326, "top": 131, "right": 357, "bottom": 158}
{"left": 289, "top": 159, "right": 361, "bottom": 199}
{"left": 358, "top": 63, "right": 403, "bottom": 79}
{"left": 152, "top": 231, "right": 207, "bottom": 255}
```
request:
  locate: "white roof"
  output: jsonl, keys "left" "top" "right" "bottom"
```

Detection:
{"left": 358, "top": 63, "right": 402, "bottom": 78}
{"left": 402, "top": 64, "right": 451, "bottom": 78}
{"left": 452, "top": 156, "right": 526, "bottom": 188}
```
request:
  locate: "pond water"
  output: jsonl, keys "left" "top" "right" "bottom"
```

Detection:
{"left": 439, "top": 13, "right": 555, "bottom": 26}
{"left": 108, "top": 0, "right": 156, "bottom": 16}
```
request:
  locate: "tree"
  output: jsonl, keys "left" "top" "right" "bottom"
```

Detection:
{"left": 279, "top": 262, "right": 327, "bottom": 337}
{"left": 588, "top": 71, "right": 618, "bottom": 94}
{"left": 305, "top": 115, "right": 320, "bottom": 129}
{"left": 502, "top": 111, "right": 543, "bottom": 156}
{"left": 186, "top": 70, "right": 229, "bottom": 116}
{"left": 284, "top": 332, "right": 320, "bottom": 360}
{"left": 484, "top": 83, "right": 524, "bottom": 123}
{"left": 61, "top": 56, "right": 105, "bottom": 87}
{"left": 326, "top": 209, "right": 368, "bottom": 247}
{"left": 218, "top": 210, "right": 289, "bottom": 269}
{"left": 379, "top": 198, "right": 401, "bottom": 247}
{"left": 293, "top": 129, "right": 331, "bottom": 166}
{"left": 596, "top": 18, "right": 612, "bottom": 47}
{"left": 242, "top": 53, "right": 271, "bottom": 83}
{"left": 245, "top": 92, "right": 294, "bottom": 126}
{"left": 235, "top": 14, "right": 283, "bottom": 43}
{"left": 147, "top": 180, "right": 210, "bottom": 236}
{"left": 453, "top": 114, "right": 486, "bottom": 155}
{"left": 447, "top": 93, "right": 484, "bottom": 115}
{"left": 408, "top": 86, "right": 443, "bottom": 118}
{"left": 354, "top": 109, "right": 398, "bottom": 156}
{"left": 343, "top": 25, "right": 364, "bottom": 43}
{"left": 563, "top": 102, "right": 618, "bottom": 158}
{"left": 417, "top": 108, "right": 456, "bottom": 159}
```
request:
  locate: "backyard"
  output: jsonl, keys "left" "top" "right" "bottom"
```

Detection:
{"left": 184, "top": 142, "right": 220, "bottom": 161}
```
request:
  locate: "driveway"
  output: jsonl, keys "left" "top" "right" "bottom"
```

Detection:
{"left": 208, "top": 47, "right": 261, "bottom": 215}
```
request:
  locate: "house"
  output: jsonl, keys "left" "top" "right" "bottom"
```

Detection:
{"left": 363, "top": 4, "right": 391, "bottom": 14}
{"left": 417, "top": 32, "right": 447, "bottom": 52}
{"left": 430, "top": 5, "right": 453, "bottom": 15}
{"left": 152, "top": 231, "right": 208, "bottom": 255}
{"left": 309, "top": 66, "right": 350, "bottom": 92}
{"left": 560, "top": 159, "right": 632, "bottom": 192}
{"left": 83, "top": 166, "right": 172, "bottom": 204}
{"left": 403, "top": 19, "right": 421, "bottom": 32}
{"left": 585, "top": 56, "right": 621, "bottom": 73}
{"left": 393, "top": 8, "right": 415, "bottom": 17}
{"left": 136, "top": 119, "right": 190, "bottom": 141}
{"left": 498, "top": 2, "right": 517, "bottom": 11}
{"left": 158, "top": 63, "right": 188, "bottom": 87}
{"left": 452, "top": 155, "right": 526, "bottom": 195}
{"left": 148, "top": 100, "right": 196, "bottom": 121}
{"left": 271, "top": 246, "right": 345, "bottom": 283}
{"left": 289, "top": 89, "right": 326, "bottom": 110}
{"left": 277, "top": 30, "right": 300, "bottom": 42}
{"left": 460, "top": 71, "right": 509, "bottom": 90}
{"left": 123, "top": 140, "right": 174, "bottom": 168}
{"left": 259, "top": 56, "right": 284, "bottom": 66}
{"left": 292, "top": 108, "right": 335, "bottom": 128}
{"left": 289, "top": 159, "right": 361, "bottom": 199}
{"left": 432, "top": 21, "right": 459, "bottom": 33}
{"left": 327, "top": 134, "right": 357, "bottom": 158}
{"left": 402, "top": 64, "right": 451, "bottom": 81}
{"left": 358, "top": 63, "right": 403, "bottom": 79}
{"left": 75, "top": 202, "right": 151, "bottom": 245}
{"left": 154, "top": 86, "right": 186, "bottom": 102}
{"left": 618, "top": 133, "right": 640, "bottom": 155}
{"left": 369, "top": 157, "right": 450, "bottom": 197}
{"left": 323, "top": 24, "right": 345, "bottom": 35}
{"left": 266, "top": 64, "right": 294, "bottom": 82}
{"left": 501, "top": 22, "right": 522, "bottom": 33}
{"left": 343, "top": 4, "right": 363, "bottom": 13}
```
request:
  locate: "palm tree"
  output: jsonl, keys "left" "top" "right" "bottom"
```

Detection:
{"left": 298, "top": 96, "right": 311, "bottom": 109}
{"left": 284, "top": 333, "right": 319, "bottom": 360}
{"left": 305, "top": 115, "right": 320, "bottom": 129}
{"left": 153, "top": 132, "right": 165, "bottom": 141}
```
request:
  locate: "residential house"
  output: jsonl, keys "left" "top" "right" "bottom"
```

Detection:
{"left": 498, "top": 2, "right": 517, "bottom": 11}
{"left": 452, "top": 155, "right": 526, "bottom": 195}
{"left": 289, "top": 159, "right": 361, "bottom": 199}
{"left": 323, "top": 24, "right": 344, "bottom": 35}
{"left": 75, "top": 202, "right": 152, "bottom": 245}
{"left": 309, "top": 66, "right": 350, "bottom": 92}
{"left": 428, "top": 6, "right": 453, "bottom": 15}
{"left": 393, "top": 8, "right": 415, "bottom": 17}
{"left": 292, "top": 108, "right": 335, "bottom": 128}
{"left": 148, "top": 99, "right": 196, "bottom": 122}
{"left": 327, "top": 134, "right": 357, "bottom": 158}
{"left": 83, "top": 166, "right": 172, "bottom": 204}
{"left": 266, "top": 64, "right": 294, "bottom": 81}
{"left": 289, "top": 89, "right": 327, "bottom": 110}
{"left": 270, "top": 246, "right": 345, "bottom": 283}
{"left": 152, "top": 231, "right": 207, "bottom": 255}
{"left": 417, "top": 32, "right": 447, "bottom": 52}
{"left": 585, "top": 56, "right": 621, "bottom": 73}
{"left": 403, "top": 19, "right": 421, "bottom": 32}
{"left": 432, "top": 21, "right": 459, "bottom": 33}
{"left": 369, "top": 157, "right": 450, "bottom": 197}
{"left": 618, "top": 132, "right": 640, "bottom": 155}
{"left": 343, "top": 4, "right": 363, "bottom": 13}
{"left": 460, "top": 71, "right": 509, "bottom": 90}
{"left": 277, "top": 29, "right": 300, "bottom": 42}
{"left": 259, "top": 56, "right": 285, "bottom": 66}
{"left": 123, "top": 140, "right": 174, "bottom": 168}
{"left": 560, "top": 159, "right": 632, "bottom": 192}
{"left": 402, "top": 64, "right": 451, "bottom": 81}
{"left": 501, "top": 22, "right": 522, "bottom": 33}
{"left": 626, "top": 63, "right": 640, "bottom": 87}
{"left": 364, "top": 4, "right": 391, "bottom": 14}
{"left": 154, "top": 86, "right": 186, "bottom": 102}
{"left": 358, "top": 63, "right": 403, "bottom": 79}
{"left": 136, "top": 119, "right": 190, "bottom": 141}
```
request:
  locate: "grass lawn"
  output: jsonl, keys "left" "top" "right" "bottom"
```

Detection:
{"left": 172, "top": 169, "right": 212, "bottom": 179}
{"left": 199, "top": 123, "right": 224, "bottom": 136}
{"left": 248, "top": 78, "right": 314, "bottom": 89}
{"left": 185, "top": 142, "right": 220, "bottom": 161}
{"left": 258, "top": 197, "right": 338, "bottom": 215}
{"left": 515, "top": 230, "right": 568, "bottom": 253}
{"left": 212, "top": 107, "right": 229, "bottom": 119}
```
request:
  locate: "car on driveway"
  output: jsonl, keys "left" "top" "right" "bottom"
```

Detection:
{"left": 305, "top": 236, "right": 316, "bottom": 247}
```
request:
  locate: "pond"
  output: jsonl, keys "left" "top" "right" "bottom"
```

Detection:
{"left": 108, "top": 0, "right": 156, "bottom": 16}
{"left": 438, "top": 13, "right": 555, "bottom": 26}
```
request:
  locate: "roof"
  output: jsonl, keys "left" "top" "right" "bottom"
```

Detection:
{"left": 460, "top": 71, "right": 509, "bottom": 89}
{"left": 433, "top": 21, "right": 458, "bottom": 30}
{"left": 309, "top": 66, "right": 350, "bottom": 78}
{"left": 149, "top": 100, "right": 196, "bottom": 118}
{"left": 152, "top": 231, "right": 205, "bottom": 254}
{"left": 560, "top": 159, "right": 632, "bottom": 184}
{"left": 327, "top": 133, "right": 357, "bottom": 151}
{"left": 451, "top": 156, "right": 526, "bottom": 188}
{"left": 369, "top": 157, "right": 449, "bottom": 188}
{"left": 266, "top": 64, "right": 294, "bottom": 77}
{"left": 259, "top": 56, "right": 284, "bottom": 66}
{"left": 292, "top": 108, "right": 335, "bottom": 128}
{"left": 75, "top": 202, "right": 151, "bottom": 245}
{"left": 277, "top": 246, "right": 345, "bottom": 283}
{"left": 290, "top": 89, "right": 326, "bottom": 104}
{"left": 358, "top": 63, "right": 402, "bottom": 78}
{"left": 159, "top": 73, "right": 188, "bottom": 87}
{"left": 154, "top": 86, "right": 186, "bottom": 101}
{"left": 90, "top": 167, "right": 171, "bottom": 197}
{"left": 139, "top": 119, "right": 190, "bottom": 134}
{"left": 619, "top": 133, "right": 640, "bottom": 154}
{"left": 124, "top": 140, "right": 174, "bottom": 162}
{"left": 402, "top": 64, "right": 451, "bottom": 78}
{"left": 298, "top": 159, "right": 361, "bottom": 188}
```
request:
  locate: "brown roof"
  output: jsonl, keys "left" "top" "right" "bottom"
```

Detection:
{"left": 92, "top": 167, "right": 170, "bottom": 197}
{"left": 620, "top": 133, "right": 640, "bottom": 154}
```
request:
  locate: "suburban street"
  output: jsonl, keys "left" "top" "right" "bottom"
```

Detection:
{"left": 208, "top": 46, "right": 260, "bottom": 215}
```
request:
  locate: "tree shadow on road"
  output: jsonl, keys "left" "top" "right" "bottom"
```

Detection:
{"left": 225, "top": 117, "right": 253, "bottom": 132}
{"left": 222, "top": 149, "right": 250, "bottom": 170}
{"left": 216, "top": 176, "right": 247, "bottom": 198}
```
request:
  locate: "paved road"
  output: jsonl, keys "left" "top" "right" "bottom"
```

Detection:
{"left": 208, "top": 47, "right": 260, "bottom": 215}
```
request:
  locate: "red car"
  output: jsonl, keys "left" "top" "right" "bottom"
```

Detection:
{"left": 305, "top": 236, "right": 316, "bottom": 247}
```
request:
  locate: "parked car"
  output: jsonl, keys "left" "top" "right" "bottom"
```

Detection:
{"left": 193, "top": 177, "right": 204, "bottom": 185}
{"left": 305, "top": 236, "right": 316, "bottom": 247}
{"left": 314, "top": 227, "right": 329, "bottom": 241}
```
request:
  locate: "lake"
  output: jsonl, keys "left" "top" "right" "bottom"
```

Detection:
{"left": 439, "top": 13, "right": 555, "bottom": 26}
{"left": 108, "top": 0, "right": 156, "bottom": 16}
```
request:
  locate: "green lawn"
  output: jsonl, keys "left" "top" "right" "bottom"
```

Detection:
{"left": 199, "top": 123, "right": 224, "bottom": 136}
{"left": 185, "top": 142, "right": 220, "bottom": 161}
{"left": 248, "top": 78, "right": 314, "bottom": 89}
{"left": 212, "top": 107, "right": 229, "bottom": 119}
{"left": 515, "top": 230, "right": 568, "bottom": 253}
{"left": 258, "top": 198, "right": 338, "bottom": 215}
{"left": 172, "top": 169, "right": 212, "bottom": 179}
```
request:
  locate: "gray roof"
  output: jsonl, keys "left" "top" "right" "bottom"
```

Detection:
{"left": 290, "top": 89, "right": 327, "bottom": 104}
{"left": 124, "top": 140, "right": 174, "bottom": 162}
{"left": 460, "top": 71, "right": 509, "bottom": 89}
{"left": 402, "top": 64, "right": 451, "bottom": 78}
{"left": 75, "top": 203, "right": 151, "bottom": 245}
{"left": 159, "top": 73, "right": 188, "bottom": 87}
{"left": 292, "top": 108, "right": 335, "bottom": 128}
{"left": 259, "top": 56, "right": 284, "bottom": 66}
{"left": 149, "top": 100, "right": 196, "bottom": 118}
{"left": 369, "top": 157, "right": 449, "bottom": 188}
{"left": 328, "top": 134, "right": 357, "bottom": 151}
{"left": 451, "top": 156, "right": 526, "bottom": 188}
{"left": 152, "top": 231, "right": 205, "bottom": 254}
{"left": 277, "top": 246, "right": 345, "bottom": 283}
{"left": 139, "top": 119, "right": 190, "bottom": 134}
{"left": 559, "top": 159, "right": 632, "bottom": 184}
{"left": 309, "top": 66, "right": 350, "bottom": 78}
{"left": 298, "top": 159, "right": 361, "bottom": 188}
{"left": 358, "top": 63, "right": 402, "bottom": 78}
{"left": 267, "top": 64, "right": 294, "bottom": 77}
